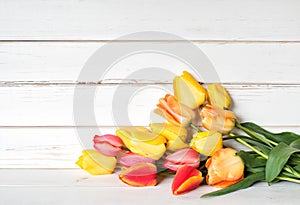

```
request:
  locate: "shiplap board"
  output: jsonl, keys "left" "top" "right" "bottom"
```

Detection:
{"left": 0, "top": 0, "right": 299, "bottom": 41}
{"left": 0, "top": 84, "right": 299, "bottom": 126}
{"left": 1, "top": 126, "right": 300, "bottom": 168}
{"left": 0, "top": 42, "right": 300, "bottom": 83}
{"left": 0, "top": 169, "right": 299, "bottom": 205}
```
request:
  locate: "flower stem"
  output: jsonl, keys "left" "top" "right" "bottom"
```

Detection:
{"left": 236, "top": 138, "right": 268, "bottom": 159}
{"left": 277, "top": 176, "right": 300, "bottom": 184}
{"left": 190, "top": 123, "right": 201, "bottom": 132}
{"left": 236, "top": 122, "right": 278, "bottom": 147}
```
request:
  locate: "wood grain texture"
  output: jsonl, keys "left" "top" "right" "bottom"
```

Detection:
{"left": 0, "top": 0, "right": 299, "bottom": 41}
{"left": 0, "top": 169, "right": 299, "bottom": 205}
{"left": 1, "top": 126, "right": 300, "bottom": 168}
{"left": 0, "top": 42, "right": 299, "bottom": 83}
{"left": 0, "top": 84, "right": 298, "bottom": 126}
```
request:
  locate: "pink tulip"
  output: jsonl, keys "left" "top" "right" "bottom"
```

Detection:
{"left": 94, "top": 134, "right": 124, "bottom": 157}
{"left": 119, "top": 152, "right": 155, "bottom": 168}
{"left": 163, "top": 148, "right": 200, "bottom": 172}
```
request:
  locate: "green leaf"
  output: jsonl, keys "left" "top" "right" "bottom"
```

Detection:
{"left": 237, "top": 151, "right": 267, "bottom": 168}
{"left": 266, "top": 142, "right": 300, "bottom": 182}
{"left": 290, "top": 139, "right": 300, "bottom": 149}
{"left": 242, "top": 122, "right": 300, "bottom": 145}
{"left": 201, "top": 172, "right": 265, "bottom": 198}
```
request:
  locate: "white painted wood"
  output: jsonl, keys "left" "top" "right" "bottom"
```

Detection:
{"left": 1, "top": 126, "right": 300, "bottom": 168}
{"left": 0, "top": 42, "right": 299, "bottom": 83}
{"left": 0, "top": 84, "right": 298, "bottom": 126}
{"left": 0, "top": 0, "right": 299, "bottom": 41}
{"left": 0, "top": 169, "right": 299, "bottom": 205}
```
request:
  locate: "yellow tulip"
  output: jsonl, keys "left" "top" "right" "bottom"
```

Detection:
{"left": 76, "top": 150, "right": 117, "bottom": 175}
{"left": 207, "top": 83, "right": 231, "bottom": 109}
{"left": 189, "top": 131, "right": 223, "bottom": 156}
{"left": 173, "top": 71, "right": 207, "bottom": 109}
{"left": 116, "top": 127, "right": 166, "bottom": 160}
{"left": 150, "top": 122, "right": 188, "bottom": 151}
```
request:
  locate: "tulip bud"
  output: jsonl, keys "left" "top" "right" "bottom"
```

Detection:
{"left": 76, "top": 150, "right": 117, "bottom": 175}
{"left": 116, "top": 127, "right": 166, "bottom": 160}
{"left": 206, "top": 148, "right": 244, "bottom": 188}
{"left": 172, "top": 165, "right": 203, "bottom": 195}
{"left": 173, "top": 71, "right": 206, "bottom": 109}
{"left": 200, "top": 104, "right": 236, "bottom": 134}
{"left": 93, "top": 134, "right": 123, "bottom": 157}
{"left": 119, "top": 152, "right": 155, "bottom": 168}
{"left": 150, "top": 122, "right": 188, "bottom": 151}
{"left": 163, "top": 148, "right": 200, "bottom": 172}
{"left": 207, "top": 83, "right": 231, "bottom": 109}
{"left": 119, "top": 162, "right": 157, "bottom": 187}
{"left": 155, "top": 94, "right": 194, "bottom": 126}
{"left": 190, "top": 131, "right": 223, "bottom": 156}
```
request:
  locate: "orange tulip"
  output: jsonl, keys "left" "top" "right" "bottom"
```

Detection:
{"left": 172, "top": 165, "right": 203, "bottom": 195}
{"left": 206, "top": 148, "right": 244, "bottom": 188}
{"left": 155, "top": 94, "right": 194, "bottom": 126}
{"left": 119, "top": 162, "right": 157, "bottom": 187}
{"left": 200, "top": 104, "right": 236, "bottom": 134}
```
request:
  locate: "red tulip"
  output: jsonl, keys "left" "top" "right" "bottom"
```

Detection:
{"left": 163, "top": 148, "right": 200, "bottom": 172}
{"left": 119, "top": 162, "right": 157, "bottom": 187}
{"left": 172, "top": 165, "right": 203, "bottom": 195}
{"left": 94, "top": 134, "right": 124, "bottom": 157}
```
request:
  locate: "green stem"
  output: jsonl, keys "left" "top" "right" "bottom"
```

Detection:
{"left": 236, "top": 122, "right": 278, "bottom": 147}
{"left": 236, "top": 138, "right": 269, "bottom": 159}
{"left": 190, "top": 123, "right": 201, "bottom": 132}
{"left": 277, "top": 176, "right": 300, "bottom": 184}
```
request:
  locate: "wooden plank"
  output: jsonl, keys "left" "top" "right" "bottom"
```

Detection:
{"left": 0, "top": 169, "right": 299, "bottom": 205}
{"left": 0, "top": 84, "right": 299, "bottom": 126}
{"left": 1, "top": 126, "right": 300, "bottom": 168}
{"left": 0, "top": 42, "right": 299, "bottom": 83}
{"left": 0, "top": 0, "right": 299, "bottom": 41}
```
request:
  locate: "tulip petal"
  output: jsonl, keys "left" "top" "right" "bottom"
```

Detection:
{"left": 167, "top": 137, "right": 188, "bottom": 151}
{"left": 119, "top": 162, "right": 157, "bottom": 186}
{"left": 163, "top": 148, "right": 200, "bottom": 172}
{"left": 189, "top": 131, "right": 223, "bottom": 156}
{"left": 94, "top": 142, "right": 120, "bottom": 157}
{"left": 119, "top": 152, "right": 155, "bottom": 168}
{"left": 76, "top": 150, "right": 117, "bottom": 175}
{"left": 172, "top": 166, "right": 203, "bottom": 195}
{"left": 207, "top": 83, "right": 231, "bottom": 109}
{"left": 94, "top": 134, "right": 123, "bottom": 147}
{"left": 149, "top": 122, "right": 187, "bottom": 141}
{"left": 173, "top": 71, "right": 206, "bottom": 109}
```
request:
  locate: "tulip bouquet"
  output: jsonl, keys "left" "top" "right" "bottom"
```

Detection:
{"left": 76, "top": 71, "right": 300, "bottom": 197}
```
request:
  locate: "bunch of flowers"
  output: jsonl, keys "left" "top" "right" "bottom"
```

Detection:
{"left": 76, "top": 71, "right": 300, "bottom": 197}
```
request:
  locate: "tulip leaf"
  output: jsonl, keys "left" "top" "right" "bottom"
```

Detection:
{"left": 241, "top": 122, "right": 300, "bottom": 145}
{"left": 240, "top": 137, "right": 271, "bottom": 156}
{"left": 266, "top": 142, "right": 300, "bottom": 182}
{"left": 201, "top": 172, "right": 265, "bottom": 198}
{"left": 237, "top": 151, "right": 267, "bottom": 168}
{"left": 290, "top": 139, "right": 300, "bottom": 149}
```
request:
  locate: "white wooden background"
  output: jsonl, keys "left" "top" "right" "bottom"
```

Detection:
{"left": 1, "top": 0, "right": 300, "bottom": 204}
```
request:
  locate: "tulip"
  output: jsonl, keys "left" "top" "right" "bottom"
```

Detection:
{"left": 119, "top": 152, "right": 155, "bottom": 168}
{"left": 190, "top": 130, "right": 223, "bottom": 156}
{"left": 163, "top": 148, "right": 200, "bottom": 172}
{"left": 93, "top": 134, "right": 123, "bottom": 157}
{"left": 173, "top": 71, "right": 206, "bottom": 109}
{"left": 207, "top": 83, "right": 231, "bottom": 109}
{"left": 200, "top": 104, "right": 236, "bottom": 134}
{"left": 116, "top": 127, "right": 166, "bottom": 160}
{"left": 155, "top": 94, "right": 194, "bottom": 126}
{"left": 172, "top": 165, "right": 203, "bottom": 195}
{"left": 76, "top": 150, "right": 117, "bottom": 175}
{"left": 150, "top": 122, "right": 188, "bottom": 151}
{"left": 206, "top": 148, "right": 244, "bottom": 188}
{"left": 119, "top": 162, "right": 157, "bottom": 186}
